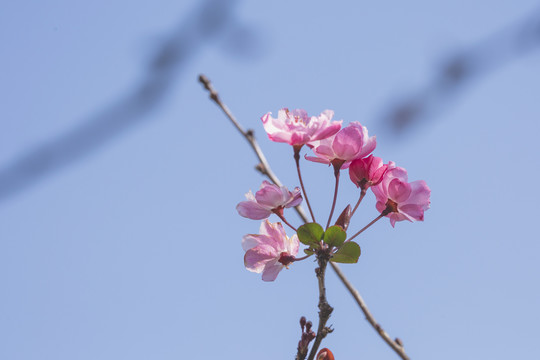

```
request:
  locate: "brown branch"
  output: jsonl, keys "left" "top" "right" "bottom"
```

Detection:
{"left": 199, "top": 74, "right": 410, "bottom": 360}
{"left": 307, "top": 254, "right": 334, "bottom": 360}
{"left": 330, "top": 262, "right": 410, "bottom": 360}
{"left": 198, "top": 74, "right": 310, "bottom": 223}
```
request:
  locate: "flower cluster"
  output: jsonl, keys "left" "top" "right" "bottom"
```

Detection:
{"left": 237, "top": 108, "right": 431, "bottom": 281}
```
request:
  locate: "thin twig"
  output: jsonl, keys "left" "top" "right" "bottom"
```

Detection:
{"left": 330, "top": 262, "right": 410, "bottom": 360}
{"left": 275, "top": 212, "right": 298, "bottom": 232}
{"left": 294, "top": 147, "right": 317, "bottom": 223}
{"left": 347, "top": 213, "right": 385, "bottom": 243}
{"left": 350, "top": 189, "right": 367, "bottom": 218}
{"left": 198, "top": 74, "right": 310, "bottom": 222}
{"left": 199, "top": 74, "right": 410, "bottom": 360}
{"left": 325, "top": 162, "right": 342, "bottom": 229}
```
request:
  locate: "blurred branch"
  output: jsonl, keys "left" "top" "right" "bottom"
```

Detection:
{"left": 199, "top": 74, "right": 409, "bottom": 360}
{"left": 382, "top": 7, "right": 540, "bottom": 134}
{"left": 0, "top": 0, "right": 241, "bottom": 202}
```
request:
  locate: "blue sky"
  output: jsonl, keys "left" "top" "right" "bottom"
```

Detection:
{"left": 1, "top": 1, "right": 540, "bottom": 359}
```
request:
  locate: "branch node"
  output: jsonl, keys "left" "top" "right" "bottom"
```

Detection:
{"left": 255, "top": 163, "right": 267, "bottom": 175}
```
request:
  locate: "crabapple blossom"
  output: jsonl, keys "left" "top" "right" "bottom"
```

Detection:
{"left": 306, "top": 122, "right": 376, "bottom": 169}
{"left": 242, "top": 220, "right": 299, "bottom": 281}
{"left": 372, "top": 166, "right": 431, "bottom": 227}
{"left": 236, "top": 181, "right": 302, "bottom": 220}
{"left": 349, "top": 155, "right": 388, "bottom": 190}
{"left": 261, "top": 108, "right": 342, "bottom": 147}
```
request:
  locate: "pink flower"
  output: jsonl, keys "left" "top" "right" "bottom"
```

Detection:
{"left": 306, "top": 122, "right": 376, "bottom": 168}
{"left": 372, "top": 166, "right": 431, "bottom": 227}
{"left": 261, "top": 108, "right": 342, "bottom": 146}
{"left": 349, "top": 155, "right": 388, "bottom": 190}
{"left": 242, "top": 220, "right": 300, "bottom": 281}
{"left": 236, "top": 181, "right": 302, "bottom": 220}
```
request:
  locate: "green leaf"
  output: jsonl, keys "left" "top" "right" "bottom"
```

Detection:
{"left": 323, "top": 225, "right": 347, "bottom": 247}
{"left": 304, "top": 249, "right": 314, "bottom": 256}
{"left": 331, "top": 241, "right": 361, "bottom": 263}
{"left": 297, "top": 223, "right": 324, "bottom": 246}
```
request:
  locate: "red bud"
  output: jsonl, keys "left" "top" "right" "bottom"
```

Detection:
{"left": 317, "top": 348, "right": 335, "bottom": 360}
{"left": 334, "top": 205, "right": 352, "bottom": 231}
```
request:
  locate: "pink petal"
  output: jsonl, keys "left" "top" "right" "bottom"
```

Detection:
{"left": 312, "top": 121, "right": 342, "bottom": 141}
{"left": 388, "top": 178, "right": 411, "bottom": 203}
{"left": 241, "top": 234, "right": 262, "bottom": 251}
{"left": 332, "top": 125, "right": 363, "bottom": 160}
{"left": 312, "top": 141, "right": 335, "bottom": 159}
{"left": 261, "top": 260, "right": 284, "bottom": 281}
{"left": 268, "top": 132, "right": 292, "bottom": 144}
{"left": 255, "top": 183, "right": 286, "bottom": 208}
{"left": 357, "top": 135, "right": 376, "bottom": 159}
{"left": 305, "top": 155, "right": 331, "bottom": 165}
{"left": 286, "top": 234, "right": 300, "bottom": 256}
{"left": 371, "top": 163, "right": 388, "bottom": 186}
{"left": 259, "top": 220, "right": 287, "bottom": 250}
{"left": 236, "top": 201, "right": 272, "bottom": 220}
{"left": 406, "top": 180, "right": 431, "bottom": 210}
{"left": 244, "top": 245, "right": 277, "bottom": 273}
{"left": 375, "top": 200, "right": 387, "bottom": 214}
{"left": 398, "top": 204, "right": 425, "bottom": 221}
{"left": 290, "top": 108, "right": 308, "bottom": 120}
{"left": 285, "top": 187, "right": 303, "bottom": 208}
{"left": 371, "top": 184, "right": 387, "bottom": 205}
{"left": 386, "top": 167, "right": 408, "bottom": 182}
{"left": 289, "top": 132, "right": 310, "bottom": 146}
{"left": 390, "top": 216, "right": 397, "bottom": 228}
{"left": 388, "top": 212, "right": 410, "bottom": 227}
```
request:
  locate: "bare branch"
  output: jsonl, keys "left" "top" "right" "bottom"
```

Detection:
{"left": 306, "top": 254, "right": 334, "bottom": 360}
{"left": 198, "top": 74, "right": 311, "bottom": 222}
{"left": 381, "top": 8, "right": 540, "bottom": 134}
{"left": 0, "top": 0, "right": 240, "bottom": 202}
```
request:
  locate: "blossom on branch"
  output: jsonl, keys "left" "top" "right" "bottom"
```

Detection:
{"left": 306, "top": 122, "right": 376, "bottom": 169}
{"left": 242, "top": 220, "right": 299, "bottom": 281}
{"left": 372, "top": 166, "right": 431, "bottom": 227}
{"left": 349, "top": 155, "right": 388, "bottom": 190}
{"left": 236, "top": 181, "right": 302, "bottom": 220}
{"left": 261, "top": 108, "right": 342, "bottom": 146}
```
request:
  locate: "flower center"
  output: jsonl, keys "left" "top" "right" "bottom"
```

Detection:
{"left": 385, "top": 199, "right": 399, "bottom": 213}
{"left": 278, "top": 252, "right": 296, "bottom": 267}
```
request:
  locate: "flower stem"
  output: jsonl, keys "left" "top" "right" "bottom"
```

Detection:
{"left": 294, "top": 147, "right": 316, "bottom": 223}
{"left": 347, "top": 211, "right": 387, "bottom": 242}
{"left": 325, "top": 161, "right": 343, "bottom": 230}
{"left": 350, "top": 188, "right": 367, "bottom": 219}
{"left": 276, "top": 212, "right": 298, "bottom": 232}
{"left": 293, "top": 254, "right": 313, "bottom": 262}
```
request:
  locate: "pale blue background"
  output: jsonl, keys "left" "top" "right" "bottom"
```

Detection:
{"left": 1, "top": 1, "right": 540, "bottom": 359}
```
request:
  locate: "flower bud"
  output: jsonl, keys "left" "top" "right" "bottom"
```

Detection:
{"left": 300, "top": 316, "right": 307, "bottom": 331}
{"left": 334, "top": 205, "right": 352, "bottom": 231}
{"left": 317, "top": 348, "right": 335, "bottom": 360}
